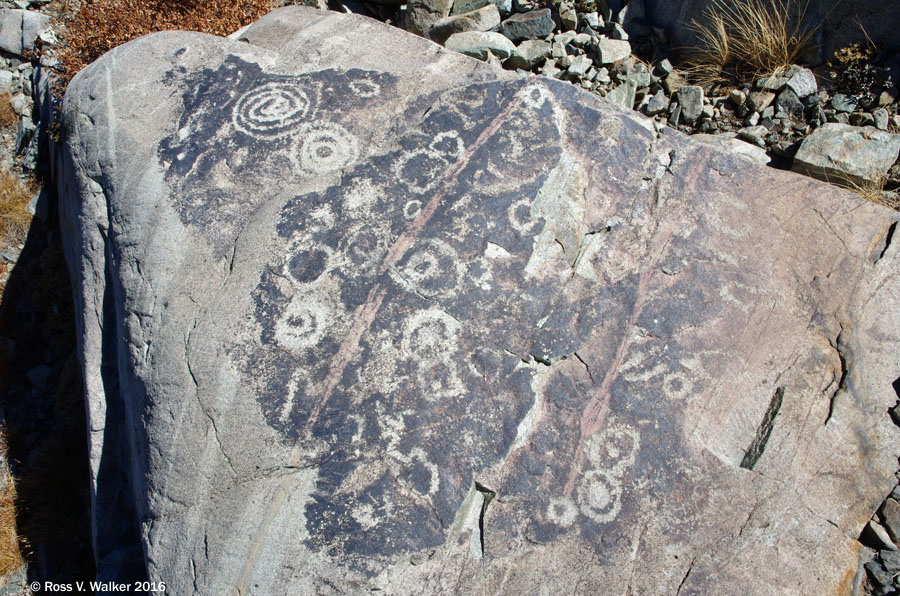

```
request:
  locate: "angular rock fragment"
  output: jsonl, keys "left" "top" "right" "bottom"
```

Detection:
{"left": 407, "top": 0, "right": 455, "bottom": 36}
{"left": 427, "top": 3, "right": 500, "bottom": 44}
{"left": 0, "top": 8, "right": 49, "bottom": 56}
{"left": 51, "top": 7, "right": 900, "bottom": 595}
{"left": 792, "top": 123, "right": 900, "bottom": 186}
{"left": 786, "top": 67, "right": 817, "bottom": 98}
{"left": 505, "top": 39, "right": 550, "bottom": 70}
{"left": 499, "top": 8, "right": 554, "bottom": 41}
{"left": 594, "top": 37, "right": 631, "bottom": 64}
{"left": 676, "top": 85, "right": 703, "bottom": 124}
{"left": 445, "top": 30, "right": 515, "bottom": 59}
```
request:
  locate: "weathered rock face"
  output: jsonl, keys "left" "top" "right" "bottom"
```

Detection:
{"left": 53, "top": 6, "right": 900, "bottom": 594}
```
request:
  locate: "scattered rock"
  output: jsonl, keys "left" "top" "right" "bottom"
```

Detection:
{"left": 738, "top": 125, "right": 768, "bottom": 148}
{"left": 881, "top": 498, "right": 900, "bottom": 544}
{"left": 729, "top": 89, "right": 746, "bottom": 106}
{"left": 661, "top": 70, "right": 686, "bottom": 95}
{"left": 786, "top": 68, "right": 817, "bottom": 98}
{"left": 774, "top": 88, "right": 804, "bottom": 120}
{"left": 445, "top": 30, "right": 515, "bottom": 59}
{"left": 605, "top": 80, "right": 635, "bottom": 108}
{"left": 499, "top": 7, "right": 554, "bottom": 41}
{"left": 756, "top": 75, "right": 788, "bottom": 91}
{"left": 0, "top": 8, "right": 49, "bottom": 57}
{"left": 793, "top": 123, "right": 900, "bottom": 186}
{"left": 427, "top": 3, "right": 500, "bottom": 44}
{"left": 595, "top": 37, "right": 631, "bottom": 65}
{"left": 643, "top": 88, "right": 668, "bottom": 115}
{"left": 831, "top": 93, "right": 857, "bottom": 113}
{"left": 505, "top": 39, "right": 550, "bottom": 70}
{"left": 407, "top": 0, "right": 455, "bottom": 36}
{"left": 872, "top": 108, "right": 889, "bottom": 131}
{"left": 676, "top": 85, "right": 703, "bottom": 124}
{"left": 850, "top": 112, "right": 876, "bottom": 127}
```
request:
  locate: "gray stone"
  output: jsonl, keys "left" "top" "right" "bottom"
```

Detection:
{"left": 581, "top": 12, "right": 601, "bottom": 29}
{"left": 667, "top": 102, "right": 681, "bottom": 127}
{"left": 830, "top": 93, "right": 856, "bottom": 113}
{"left": 607, "top": 22, "right": 629, "bottom": 40}
{"left": 866, "top": 520, "right": 900, "bottom": 551}
{"left": 881, "top": 498, "right": 900, "bottom": 544}
{"left": 655, "top": 58, "right": 673, "bottom": 75}
{"left": 866, "top": 559, "right": 894, "bottom": 595}
{"left": 427, "top": 4, "right": 500, "bottom": 44}
{"left": 746, "top": 91, "right": 775, "bottom": 113}
{"left": 662, "top": 70, "right": 686, "bottom": 95}
{"left": 738, "top": 125, "right": 768, "bottom": 148}
{"left": 8, "top": 91, "right": 25, "bottom": 114}
{"left": 0, "top": 69, "right": 12, "bottom": 95}
{"left": 881, "top": 549, "right": 900, "bottom": 574}
{"left": 566, "top": 55, "right": 593, "bottom": 79}
{"left": 407, "top": 0, "right": 455, "bottom": 36}
{"left": 729, "top": 89, "right": 746, "bottom": 106}
{"left": 499, "top": 8, "right": 554, "bottom": 41}
{"left": 51, "top": 7, "right": 900, "bottom": 595}
{"left": 505, "top": 39, "right": 550, "bottom": 70}
{"left": 793, "top": 123, "right": 900, "bottom": 186}
{"left": 755, "top": 75, "right": 788, "bottom": 91}
{"left": 594, "top": 38, "right": 631, "bottom": 65}
{"left": 450, "top": 0, "right": 488, "bottom": 14}
{"left": 676, "top": 85, "right": 703, "bottom": 125}
{"left": 785, "top": 68, "right": 817, "bottom": 98}
{"left": 621, "top": 71, "right": 650, "bottom": 88}
{"left": 774, "top": 88, "right": 804, "bottom": 120}
{"left": 604, "top": 80, "right": 635, "bottom": 108}
{"left": 0, "top": 9, "right": 49, "bottom": 57}
{"left": 744, "top": 111, "right": 760, "bottom": 127}
{"left": 643, "top": 88, "right": 668, "bottom": 115}
{"left": 559, "top": 2, "right": 577, "bottom": 30}
{"left": 873, "top": 108, "right": 889, "bottom": 131}
{"left": 850, "top": 112, "right": 875, "bottom": 127}
{"left": 539, "top": 57, "right": 562, "bottom": 78}
{"left": 445, "top": 30, "right": 515, "bottom": 59}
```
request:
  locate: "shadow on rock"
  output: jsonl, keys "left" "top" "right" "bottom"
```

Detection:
{"left": 0, "top": 196, "right": 95, "bottom": 585}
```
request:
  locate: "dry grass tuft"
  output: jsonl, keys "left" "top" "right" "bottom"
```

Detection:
{"left": 0, "top": 170, "right": 36, "bottom": 247}
{"left": 54, "top": 0, "right": 277, "bottom": 89}
{"left": 683, "top": 0, "right": 819, "bottom": 88}
{"left": 0, "top": 430, "right": 27, "bottom": 582}
{"left": 0, "top": 95, "right": 16, "bottom": 130}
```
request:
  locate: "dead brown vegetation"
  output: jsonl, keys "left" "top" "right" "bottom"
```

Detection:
{"left": 0, "top": 431, "right": 26, "bottom": 583}
{"left": 55, "top": 0, "right": 277, "bottom": 87}
{"left": 0, "top": 170, "right": 35, "bottom": 249}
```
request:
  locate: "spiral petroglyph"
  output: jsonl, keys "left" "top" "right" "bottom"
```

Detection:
{"left": 232, "top": 82, "right": 312, "bottom": 137}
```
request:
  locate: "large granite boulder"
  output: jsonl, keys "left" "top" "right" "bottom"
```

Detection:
{"left": 51, "top": 6, "right": 900, "bottom": 594}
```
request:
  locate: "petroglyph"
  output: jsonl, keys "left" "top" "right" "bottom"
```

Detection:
{"left": 232, "top": 82, "right": 313, "bottom": 137}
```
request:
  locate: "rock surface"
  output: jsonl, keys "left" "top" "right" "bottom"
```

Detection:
{"left": 792, "top": 123, "right": 900, "bottom": 186}
{"left": 53, "top": 6, "right": 900, "bottom": 594}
